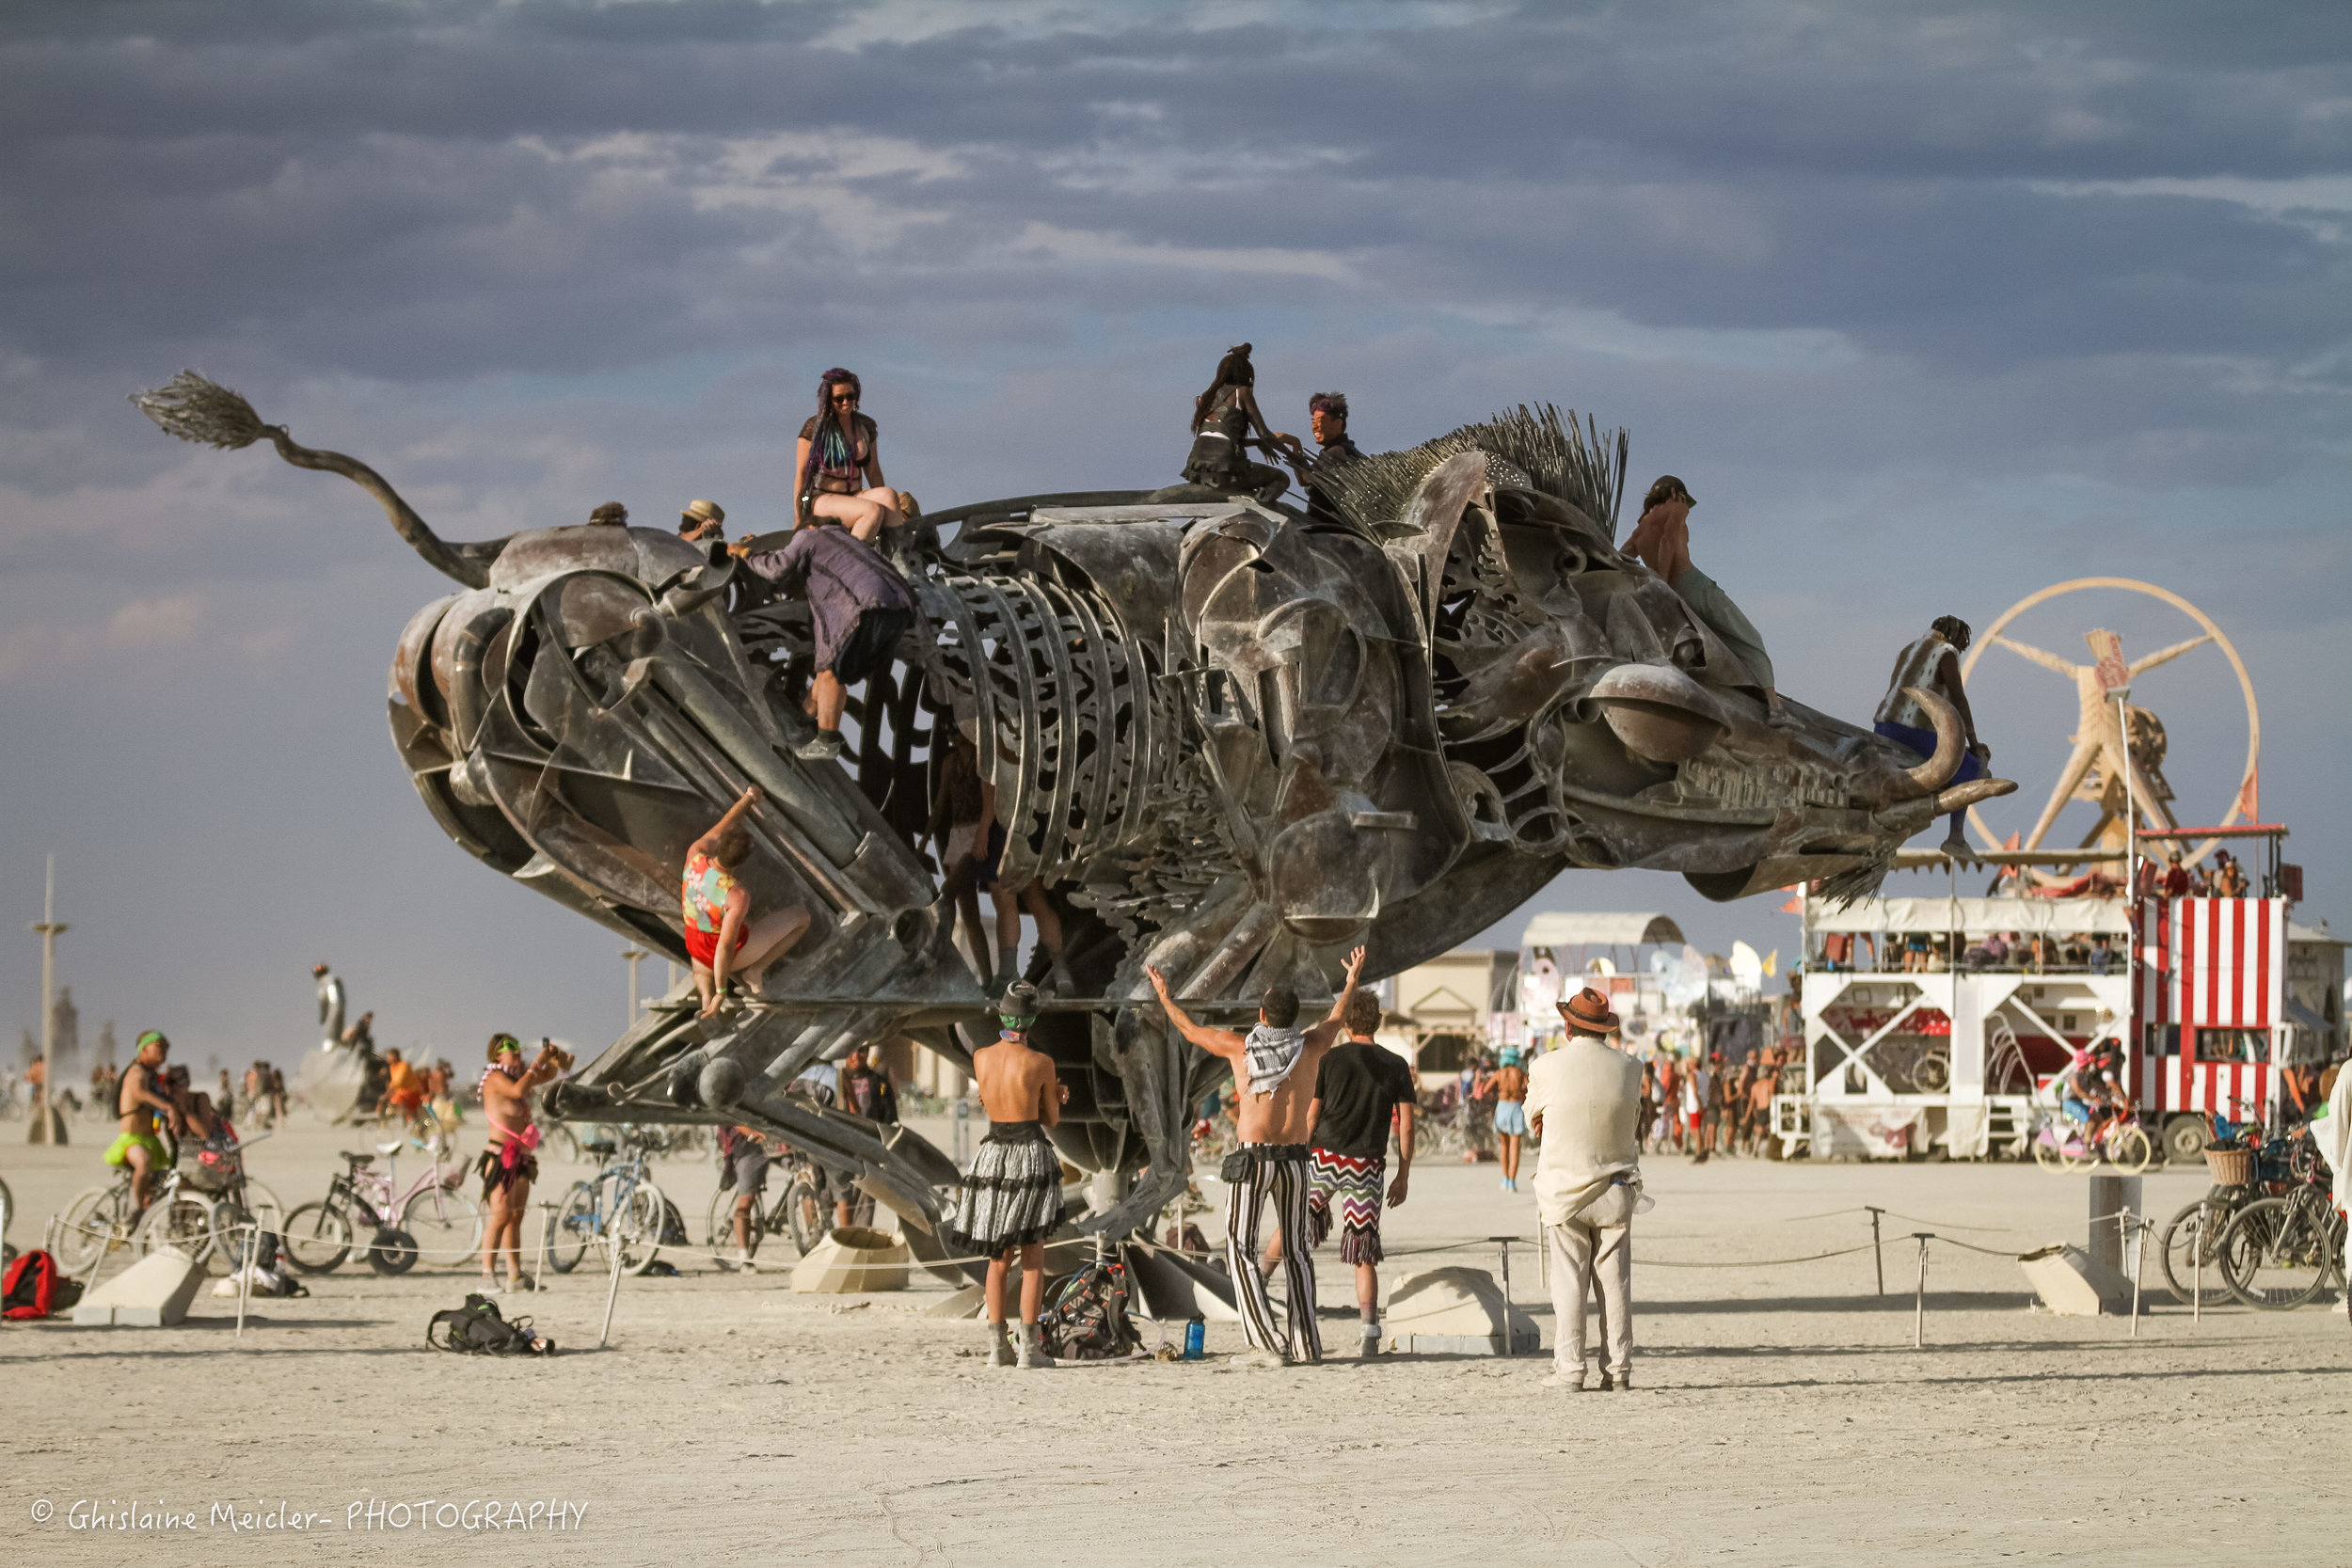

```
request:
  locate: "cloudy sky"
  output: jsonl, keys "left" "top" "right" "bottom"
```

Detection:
{"left": 3, "top": 0, "right": 2346, "bottom": 1070}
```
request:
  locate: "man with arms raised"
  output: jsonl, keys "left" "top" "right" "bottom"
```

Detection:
{"left": 946, "top": 981, "right": 1071, "bottom": 1370}
{"left": 1149, "top": 945, "right": 1368, "bottom": 1367}
{"left": 1528, "top": 988, "right": 1645, "bottom": 1391}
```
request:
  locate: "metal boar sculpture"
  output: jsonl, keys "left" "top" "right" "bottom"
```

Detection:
{"left": 136, "top": 372, "right": 2011, "bottom": 1272}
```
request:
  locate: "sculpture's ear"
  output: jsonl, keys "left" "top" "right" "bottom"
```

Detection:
{"left": 1390, "top": 451, "right": 1487, "bottom": 630}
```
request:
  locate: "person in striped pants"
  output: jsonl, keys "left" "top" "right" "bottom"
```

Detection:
{"left": 1149, "top": 945, "right": 1367, "bottom": 1367}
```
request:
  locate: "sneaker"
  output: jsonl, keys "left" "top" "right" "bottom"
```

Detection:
{"left": 1500, "top": 1177, "right": 1513, "bottom": 1192}
{"left": 735, "top": 1250, "right": 758, "bottom": 1274}
{"left": 1601, "top": 1370, "right": 1631, "bottom": 1391}
{"left": 1539, "top": 1370, "right": 1588, "bottom": 1391}
{"left": 795, "top": 731, "right": 844, "bottom": 762}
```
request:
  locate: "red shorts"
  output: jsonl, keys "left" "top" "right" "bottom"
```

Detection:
{"left": 684, "top": 924, "right": 746, "bottom": 970}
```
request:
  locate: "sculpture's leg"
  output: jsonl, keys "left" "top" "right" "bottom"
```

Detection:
{"left": 1075, "top": 1005, "right": 1193, "bottom": 1239}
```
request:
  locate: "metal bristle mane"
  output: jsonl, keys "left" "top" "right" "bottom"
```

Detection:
{"left": 130, "top": 370, "right": 270, "bottom": 451}
{"left": 1314, "top": 402, "right": 1629, "bottom": 538}
{"left": 1816, "top": 854, "right": 1892, "bottom": 909}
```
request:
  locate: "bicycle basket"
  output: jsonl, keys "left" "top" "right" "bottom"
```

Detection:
{"left": 183, "top": 1142, "right": 244, "bottom": 1194}
{"left": 2203, "top": 1146, "right": 2255, "bottom": 1187}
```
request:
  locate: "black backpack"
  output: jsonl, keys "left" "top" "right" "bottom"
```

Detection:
{"left": 428, "top": 1292, "right": 554, "bottom": 1355}
{"left": 1039, "top": 1259, "right": 1142, "bottom": 1361}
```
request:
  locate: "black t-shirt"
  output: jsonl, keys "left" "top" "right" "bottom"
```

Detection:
{"left": 1310, "top": 1039, "right": 1418, "bottom": 1160}
{"left": 844, "top": 1067, "right": 898, "bottom": 1124}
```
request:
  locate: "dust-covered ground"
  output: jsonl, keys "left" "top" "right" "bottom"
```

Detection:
{"left": 3, "top": 1117, "right": 2343, "bottom": 1566}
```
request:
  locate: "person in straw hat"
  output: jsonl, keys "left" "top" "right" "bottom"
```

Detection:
{"left": 679, "top": 499, "right": 728, "bottom": 544}
{"left": 1527, "top": 986, "right": 1645, "bottom": 1391}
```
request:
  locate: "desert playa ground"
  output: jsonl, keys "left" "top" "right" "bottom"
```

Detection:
{"left": 4, "top": 1117, "right": 2344, "bottom": 1567}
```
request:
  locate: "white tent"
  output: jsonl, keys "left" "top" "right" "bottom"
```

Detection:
{"left": 1520, "top": 912, "right": 1687, "bottom": 948}
{"left": 1804, "top": 896, "right": 2129, "bottom": 938}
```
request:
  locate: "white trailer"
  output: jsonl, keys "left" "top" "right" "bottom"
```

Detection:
{"left": 1775, "top": 894, "right": 2132, "bottom": 1159}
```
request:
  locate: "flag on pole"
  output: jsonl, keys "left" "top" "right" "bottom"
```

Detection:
{"left": 2234, "top": 768, "right": 2259, "bottom": 822}
{"left": 2087, "top": 628, "right": 2131, "bottom": 695}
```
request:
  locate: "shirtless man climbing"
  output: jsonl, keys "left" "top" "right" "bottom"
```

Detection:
{"left": 945, "top": 981, "right": 1071, "bottom": 1370}
{"left": 107, "top": 1029, "right": 183, "bottom": 1215}
{"left": 1149, "top": 945, "right": 1368, "bottom": 1366}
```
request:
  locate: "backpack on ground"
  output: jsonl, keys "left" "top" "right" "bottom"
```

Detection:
{"left": 427, "top": 1291, "right": 554, "bottom": 1355}
{"left": 1039, "top": 1258, "right": 1142, "bottom": 1361}
{"left": 660, "top": 1198, "right": 691, "bottom": 1248}
{"left": 3, "top": 1250, "right": 83, "bottom": 1321}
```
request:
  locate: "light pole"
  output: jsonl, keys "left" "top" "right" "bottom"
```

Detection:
{"left": 29, "top": 854, "right": 68, "bottom": 1146}
{"left": 621, "top": 946, "right": 648, "bottom": 1028}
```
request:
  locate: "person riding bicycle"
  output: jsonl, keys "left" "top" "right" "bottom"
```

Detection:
{"left": 106, "top": 1030, "right": 183, "bottom": 1216}
{"left": 2060, "top": 1045, "right": 2129, "bottom": 1149}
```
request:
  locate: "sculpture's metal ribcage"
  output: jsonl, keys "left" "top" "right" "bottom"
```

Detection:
{"left": 928, "top": 569, "right": 1223, "bottom": 931}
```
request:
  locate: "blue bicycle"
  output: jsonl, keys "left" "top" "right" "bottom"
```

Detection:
{"left": 543, "top": 1130, "right": 669, "bottom": 1276}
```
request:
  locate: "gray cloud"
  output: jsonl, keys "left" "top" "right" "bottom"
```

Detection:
{"left": 1, "top": 0, "right": 2345, "bottom": 1058}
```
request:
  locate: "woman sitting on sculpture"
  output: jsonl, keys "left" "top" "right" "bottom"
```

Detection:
{"left": 796, "top": 368, "right": 906, "bottom": 541}
{"left": 1182, "top": 343, "right": 1297, "bottom": 503}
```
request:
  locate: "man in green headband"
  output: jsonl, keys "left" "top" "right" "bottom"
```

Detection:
{"left": 944, "top": 981, "right": 1069, "bottom": 1369}
{"left": 106, "top": 1029, "right": 183, "bottom": 1214}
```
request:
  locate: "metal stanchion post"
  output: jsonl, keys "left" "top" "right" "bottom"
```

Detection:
{"left": 2192, "top": 1209, "right": 2203, "bottom": 1324}
{"left": 598, "top": 1228, "right": 627, "bottom": 1349}
{"left": 533, "top": 1201, "right": 551, "bottom": 1295}
{"left": 2128, "top": 1209, "right": 2144, "bottom": 1337}
{"left": 236, "top": 1224, "right": 255, "bottom": 1339}
{"left": 1913, "top": 1234, "right": 1931, "bottom": 1349}
{"left": 1490, "top": 1236, "right": 1516, "bottom": 1356}
{"left": 1867, "top": 1206, "right": 1886, "bottom": 1296}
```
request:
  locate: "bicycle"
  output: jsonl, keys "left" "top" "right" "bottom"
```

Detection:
{"left": 181, "top": 1129, "right": 287, "bottom": 1241}
{"left": 56, "top": 1160, "right": 245, "bottom": 1276}
{"left": 2216, "top": 1131, "right": 2344, "bottom": 1310}
{"left": 2028, "top": 1088, "right": 2153, "bottom": 1173}
{"left": 545, "top": 1131, "right": 669, "bottom": 1276}
{"left": 705, "top": 1144, "right": 830, "bottom": 1265}
{"left": 281, "top": 1132, "right": 483, "bottom": 1275}
{"left": 2157, "top": 1100, "right": 2287, "bottom": 1307}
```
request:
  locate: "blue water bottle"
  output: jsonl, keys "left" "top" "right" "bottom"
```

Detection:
{"left": 1184, "top": 1318, "right": 1205, "bottom": 1360}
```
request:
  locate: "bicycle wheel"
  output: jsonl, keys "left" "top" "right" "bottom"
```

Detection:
{"left": 0, "top": 1175, "right": 12, "bottom": 1243}
{"left": 2106, "top": 1125, "right": 2153, "bottom": 1175}
{"left": 2217, "top": 1197, "right": 2331, "bottom": 1309}
{"left": 238, "top": 1179, "right": 287, "bottom": 1238}
{"left": 707, "top": 1185, "right": 759, "bottom": 1262}
{"left": 280, "top": 1200, "right": 355, "bottom": 1274}
{"left": 614, "top": 1180, "right": 666, "bottom": 1276}
{"left": 787, "top": 1175, "right": 824, "bottom": 1256}
{"left": 136, "top": 1195, "right": 231, "bottom": 1275}
{"left": 56, "top": 1184, "right": 133, "bottom": 1275}
{"left": 402, "top": 1184, "right": 485, "bottom": 1268}
{"left": 2159, "top": 1199, "right": 2233, "bottom": 1307}
{"left": 545, "top": 1181, "right": 597, "bottom": 1275}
